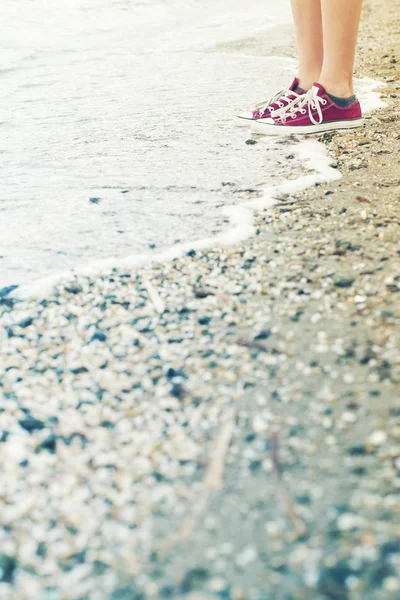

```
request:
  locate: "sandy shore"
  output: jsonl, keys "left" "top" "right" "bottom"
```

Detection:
{"left": 1, "top": 0, "right": 400, "bottom": 598}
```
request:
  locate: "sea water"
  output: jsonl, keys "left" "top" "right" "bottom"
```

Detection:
{"left": 0, "top": 0, "right": 384, "bottom": 292}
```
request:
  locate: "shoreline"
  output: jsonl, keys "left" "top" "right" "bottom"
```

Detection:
{"left": 7, "top": 77, "right": 385, "bottom": 300}
{"left": 10, "top": 136, "right": 340, "bottom": 300}
{"left": 1, "top": 0, "right": 400, "bottom": 598}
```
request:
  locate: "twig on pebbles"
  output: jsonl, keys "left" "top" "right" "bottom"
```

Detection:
{"left": 270, "top": 432, "right": 308, "bottom": 538}
{"left": 142, "top": 277, "right": 165, "bottom": 314}
{"left": 203, "top": 410, "right": 236, "bottom": 491}
{"left": 155, "top": 410, "right": 236, "bottom": 551}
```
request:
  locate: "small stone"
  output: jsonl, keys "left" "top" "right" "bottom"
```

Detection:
{"left": 19, "top": 416, "right": 46, "bottom": 433}
{"left": 341, "top": 411, "right": 357, "bottom": 423}
{"left": 70, "top": 367, "right": 89, "bottom": 375}
{"left": 93, "top": 560, "right": 108, "bottom": 575}
{"left": 58, "top": 550, "right": 86, "bottom": 572}
{"left": 235, "top": 546, "right": 258, "bottom": 568}
{"left": 198, "top": 316, "right": 211, "bottom": 325}
{"left": 252, "top": 415, "right": 268, "bottom": 433}
{"left": 220, "top": 542, "right": 234, "bottom": 556}
{"left": 17, "top": 316, "right": 35, "bottom": 328}
{"left": 166, "top": 367, "right": 186, "bottom": 380}
{"left": 35, "top": 434, "right": 57, "bottom": 454}
{"left": 383, "top": 577, "right": 400, "bottom": 593}
{"left": 386, "top": 284, "right": 400, "bottom": 293}
{"left": 90, "top": 331, "right": 107, "bottom": 342}
{"left": 382, "top": 540, "right": 400, "bottom": 557}
{"left": 209, "top": 577, "right": 227, "bottom": 592}
{"left": 170, "top": 383, "right": 186, "bottom": 399}
{"left": 36, "top": 542, "right": 47, "bottom": 558}
{"left": 194, "top": 287, "right": 215, "bottom": 299}
{"left": 368, "top": 430, "right": 388, "bottom": 447}
{"left": 180, "top": 568, "right": 209, "bottom": 593}
{"left": 65, "top": 284, "right": 83, "bottom": 294}
{"left": 254, "top": 328, "right": 271, "bottom": 340}
{"left": 333, "top": 274, "right": 355, "bottom": 288}
{"left": 348, "top": 444, "right": 367, "bottom": 456}
{"left": 0, "top": 553, "right": 17, "bottom": 583}
{"left": 245, "top": 139, "right": 257, "bottom": 145}
{"left": 337, "top": 513, "right": 363, "bottom": 531}
{"left": 0, "top": 285, "right": 18, "bottom": 298}
{"left": 335, "top": 240, "right": 353, "bottom": 250}
{"left": 0, "top": 431, "right": 9, "bottom": 443}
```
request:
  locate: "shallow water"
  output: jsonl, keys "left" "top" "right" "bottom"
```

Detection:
{"left": 0, "top": 0, "right": 297, "bottom": 288}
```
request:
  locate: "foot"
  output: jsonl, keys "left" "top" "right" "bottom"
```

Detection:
{"left": 249, "top": 83, "right": 363, "bottom": 136}
{"left": 236, "top": 78, "right": 306, "bottom": 125}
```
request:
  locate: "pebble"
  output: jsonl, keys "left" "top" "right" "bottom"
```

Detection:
{"left": 235, "top": 547, "right": 258, "bottom": 569}
{"left": 337, "top": 513, "right": 364, "bottom": 531}
{"left": 333, "top": 274, "right": 355, "bottom": 288}
{"left": 208, "top": 577, "right": 227, "bottom": 592}
{"left": 368, "top": 430, "right": 388, "bottom": 446}
{"left": 383, "top": 577, "right": 400, "bottom": 592}
{"left": 0, "top": 285, "right": 18, "bottom": 298}
{"left": 0, "top": 554, "right": 17, "bottom": 583}
{"left": 18, "top": 417, "right": 46, "bottom": 433}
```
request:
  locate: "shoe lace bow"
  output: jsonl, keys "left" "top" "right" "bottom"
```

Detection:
{"left": 274, "top": 87, "right": 327, "bottom": 123}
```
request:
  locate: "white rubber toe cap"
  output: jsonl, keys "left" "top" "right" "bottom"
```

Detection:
{"left": 237, "top": 112, "right": 254, "bottom": 120}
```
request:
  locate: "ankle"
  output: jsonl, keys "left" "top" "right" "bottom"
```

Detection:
{"left": 318, "top": 79, "right": 354, "bottom": 98}
{"left": 297, "top": 76, "right": 319, "bottom": 92}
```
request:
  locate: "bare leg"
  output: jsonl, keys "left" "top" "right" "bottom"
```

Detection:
{"left": 291, "top": 0, "right": 323, "bottom": 91}
{"left": 319, "top": 0, "right": 363, "bottom": 97}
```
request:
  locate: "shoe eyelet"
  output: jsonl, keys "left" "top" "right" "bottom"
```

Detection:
{"left": 300, "top": 109, "right": 306, "bottom": 115}
{"left": 291, "top": 113, "right": 297, "bottom": 119}
{"left": 322, "top": 99, "right": 327, "bottom": 105}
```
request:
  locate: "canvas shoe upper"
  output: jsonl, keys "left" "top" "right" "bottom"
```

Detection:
{"left": 250, "top": 83, "right": 363, "bottom": 135}
{"left": 237, "top": 77, "right": 305, "bottom": 124}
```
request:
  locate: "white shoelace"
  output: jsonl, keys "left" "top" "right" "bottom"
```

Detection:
{"left": 256, "top": 88, "right": 302, "bottom": 116}
{"left": 273, "top": 86, "right": 328, "bottom": 124}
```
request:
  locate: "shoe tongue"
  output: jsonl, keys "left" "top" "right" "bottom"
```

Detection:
{"left": 312, "top": 82, "right": 326, "bottom": 96}
{"left": 290, "top": 77, "right": 306, "bottom": 94}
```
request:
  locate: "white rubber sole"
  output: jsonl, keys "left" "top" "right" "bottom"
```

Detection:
{"left": 236, "top": 114, "right": 254, "bottom": 127}
{"left": 249, "top": 118, "right": 364, "bottom": 136}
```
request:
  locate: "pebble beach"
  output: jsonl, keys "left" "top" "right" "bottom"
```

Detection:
{"left": 1, "top": 0, "right": 400, "bottom": 598}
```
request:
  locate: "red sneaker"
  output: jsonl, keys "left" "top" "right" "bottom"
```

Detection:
{"left": 250, "top": 83, "right": 363, "bottom": 135}
{"left": 236, "top": 77, "right": 305, "bottom": 125}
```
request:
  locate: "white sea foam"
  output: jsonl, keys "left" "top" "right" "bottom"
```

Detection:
{"left": 0, "top": 0, "right": 386, "bottom": 299}
{"left": 356, "top": 77, "right": 387, "bottom": 113}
